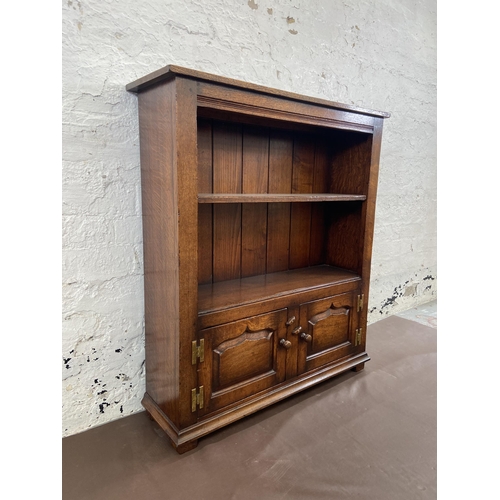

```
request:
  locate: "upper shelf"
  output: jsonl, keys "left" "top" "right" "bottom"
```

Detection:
{"left": 198, "top": 193, "right": 366, "bottom": 203}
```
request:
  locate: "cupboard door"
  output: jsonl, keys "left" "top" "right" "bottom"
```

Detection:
{"left": 198, "top": 309, "right": 288, "bottom": 416}
{"left": 297, "top": 292, "right": 358, "bottom": 374}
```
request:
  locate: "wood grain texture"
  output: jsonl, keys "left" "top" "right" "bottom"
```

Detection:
{"left": 198, "top": 265, "right": 360, "bottom": 315}
{"left": 213, "top": 204, "right": 242, "bottom": 282}
{"left": 197, "top": 87, "right": 377, "bottom": 135}
{"left": 197, "top": 106, "right": 344, "bottom": 135}
{"left": 298, "top": 291, "right": 358, "bottom": 375}
{"left": 138, "top": 80, "right": 180, "bottom": 425}
{"left": 181, "top": 351, "right": 370, "bottom": 446}
{"left": 198, "top": 193, "right": 366, "bottom": 203}
{"left": 241, "top": 126, "right": 269, "bottom": 277}
{"left": 197, "top": 119, "right": 213, "bottom": 284}
{"left": 213, "top": 122, "right": 242, "bottom": 282}
{"left": 309, "top": 138, "right": 330, "bottom": 265}
{"left": 326, "top": 202, "right": 363, "bottom": 274}
{"left": 173, "top": 77, "right": 200, "bottom": 428}
{"left": 138, "top": 77, "right": 200, "bottom": 429}
{"left": 129, "top": 66, "right": 388, "bottom": 452}
{"left": 308, "top": 305, "right": 350, "bottom": 353}
{"left": 330, "top": 131, "right": 373, "bottom": 195}
{"left": 127, "top": 64, "right": 391, "bottom": 119}
{"left": 289, "top": 137, "right": 314, "bottom": 269}
{"left": 266, "top": 201, "right": 291, "bottom": 273}
{"left": 357, "top": 118, "right": 385, "bottom": 344}
{"left": 213, "top": 328, "right": 274, "bottom": 389}
{"left": 143, "top": 351, "right": 370, "bottom": 453}
{"left": 197, "top": 124, "right": 372, "bottom": 286}
{"left": 199, "top": 309, "right": 287, "bottom": 416}
{"left": 198, "top": 281, "right": 361, "bottom": 331}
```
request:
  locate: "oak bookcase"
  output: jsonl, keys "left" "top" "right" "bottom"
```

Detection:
{"left": 126, "top": 65, "right": 390, "bottom": 453}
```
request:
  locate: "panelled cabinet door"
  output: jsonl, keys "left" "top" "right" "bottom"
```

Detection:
{"left": 198, "top": 309, "right": 288, "bottom": 416}
{"left": 297, "top": 292, "right": 359, "bottom": 375}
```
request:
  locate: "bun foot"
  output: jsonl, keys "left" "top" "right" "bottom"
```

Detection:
{"left": 172, "top": 439, "right": 198, "bottom": 454}
{"left": 352, "top": 363, "right": 365, "bottom": 373}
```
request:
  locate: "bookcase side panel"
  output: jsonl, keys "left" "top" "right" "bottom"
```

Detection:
{"left": 175, "top": 77, "right": 200, "bottom": 429}
{"left": 358, "top": 118, "right": 385, "bottom": 333}
{"left": 138, "top": 80, "right": 181, "bottom": 426}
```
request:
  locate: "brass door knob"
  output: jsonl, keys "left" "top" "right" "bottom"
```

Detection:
{"left": 285, "top": 316, "right": 296, "bottom": 326}
{"left": 300, "top": 332, "right": 312, "bottom": 342}
{"left": 279, "top": 339, "right": 292, "bottom": 349}
{"left": 291, "top": 326, "right": 302, "bottom": 336}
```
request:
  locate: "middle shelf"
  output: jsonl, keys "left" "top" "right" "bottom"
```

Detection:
{"left": 198, "top": 265, "right": 361, "bottom": 316}
{"left": 198, "top": 193, "right": 366, "bottom": 203}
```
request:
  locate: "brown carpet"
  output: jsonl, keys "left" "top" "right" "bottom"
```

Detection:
{"left": 62, "top": 315, "right": 436, "bottom": 500}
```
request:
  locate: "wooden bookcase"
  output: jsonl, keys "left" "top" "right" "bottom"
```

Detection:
{"left": 126, "top": 65, "right": 390, "bottom": 453}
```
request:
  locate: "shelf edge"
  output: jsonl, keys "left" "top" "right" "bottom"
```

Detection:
{"left": 198, "top": 194, "right": 367, "bottom": 203}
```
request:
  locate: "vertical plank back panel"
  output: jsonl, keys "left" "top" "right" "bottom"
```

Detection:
{"left": 309, "top": 138, "right": 330, "bottom": 265}
{"left": 197, "top": 119, "right": 213, "bottom": 284}
{"left": 241, "top": 126, "right": 269, "bottom": 277}
{"left": 213, "top": 122, "right": 242, "bottom": 282}
{"left": 267, "top": 130, "right": 293, "bottom": 273}
{"left": 289, "top": 137, "right": 314, "bottom": 269}
{"left": 200, "top": 123, "right": 373, "bottom": 283}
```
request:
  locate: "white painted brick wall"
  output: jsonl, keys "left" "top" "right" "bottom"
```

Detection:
{"left": 62, "top": 0, "right": 436, "bottom": 436}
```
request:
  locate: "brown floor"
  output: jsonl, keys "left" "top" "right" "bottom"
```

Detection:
{"left": 62, "top": 315, "right": 436, "bottom": 500}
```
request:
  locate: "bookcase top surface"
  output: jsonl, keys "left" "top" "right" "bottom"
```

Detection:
{"left": 126, "top": 64, "right": 390, "bottom": 119}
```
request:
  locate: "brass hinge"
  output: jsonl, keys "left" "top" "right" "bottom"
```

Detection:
{"left": 355, "top": 328, "right": 363, "bottom": 346}
{"left": 357, "top": 294, "right": 364, "bottom": 313}
{"left": 191, "top": 339, "right": 205, "bottom": 364}
{"left": 191, "top": 386, "right": 204, "bottom": 412}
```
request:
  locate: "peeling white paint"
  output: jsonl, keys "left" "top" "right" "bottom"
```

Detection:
{"left": 62, "top": 0, "right": 436, "bottom": 437}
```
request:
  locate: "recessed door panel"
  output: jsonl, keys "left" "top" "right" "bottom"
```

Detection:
{"left": 199, "top": 309, "right": 288, "bottom": 416}
{"left": 213, "top": 328, "right": 274, "bottom": 391}
{"left": 308, "top": 304, "right": 350, "bottom": 353}
{"left": 298, "top": 292, "right": 358, "bottom": 374}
